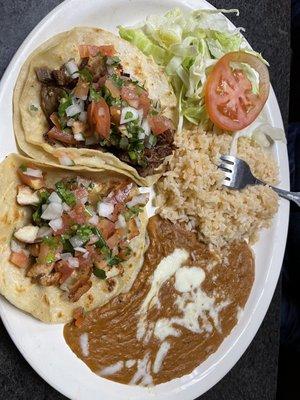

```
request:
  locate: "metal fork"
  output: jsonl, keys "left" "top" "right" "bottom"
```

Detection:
{"left": 219, "top": 155, "right": 300, "bottom": 207}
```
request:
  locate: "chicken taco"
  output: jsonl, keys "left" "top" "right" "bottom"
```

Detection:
{"left": 13, "top": 27, "right": 177, "bottom": 185}
{"left": 0, "top": 154, "right": 149, "bottom": 323}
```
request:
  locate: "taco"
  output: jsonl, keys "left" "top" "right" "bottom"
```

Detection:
{"left": 0, "top": 154, "right": 149, "bottom": 323}
{"left": 13, "top": 27, "right": 177, "bottom": 185}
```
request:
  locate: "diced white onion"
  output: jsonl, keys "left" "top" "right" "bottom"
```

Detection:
{"left": 41, "top": 202, "right": 63, "bottom": 220}
{"left": 77, "top": 177, "right": 91, "bottom": 188}
{"left": 120, "top": 107, "right": 140, "bottom": 124}
{"left": 126, "top": 193, "right": 149, "bottom": 208}
{"left": 97, "top": 202, "right": 114, "bottom": 218}
{"left": 59, "top": 155, "right": 74, "bottom": 166}
{"left": 74, "top": 133, "right": 85, "bottom": 141}
{"left": 135, "top": 216, "right": 141, "bottom": 230}
{"left": 107, "top": 66, "right": 115, "bottom": 75}
{"left": 88, "top": 214, "right": 99, "bottom": 225}
{"left": 37, "top": 226, "right": 53, "bottom": 238}
{"left": 48, "top": 191, "right": 62, "bottom": 204}
{"left": 49, "top": 218, "right": 63, "bottom": 232}
{"left": 65, "top": 60, "right": 79, "bottom": 78}
{"left": 141, "top": 119, "right": 151, "bottom": 136}
{"left": 137, "top": 109, "right": 144, "bottom": 122}
{"left": 69, "top": 236, "right": 84, "bottom": 248}
{"left": 116, "top": 214, "right": 126, "bottom": 229}
{"left": 66, "top": 103, "right": 82, "bottom": 117}
{"left": 83, "top": 251, "right": 89, "bottom": 259}
{"left": 138, "top": 130, "right": 145, "bottom": 140}
{"left": 10, "top": 239, "right": 23, "bottom": 253}
{"left": 61, "top": 252, "right": 72, "bottom": 260}
{"left": 23, "top": 168, "right": 43, "bottom": 178}
{"left": 74, "top": 247, "right": 87, "bottom": 253}
{"left": 79, "top": 111, "right": 87, "bottom": 122}
{"left": 89, "top": 234, "right": 99, "bottom": 244}
{"left": 68, "top": 257, "right": 79, "bottom": 269}
{"left": 62, "top": 203, "right": 70, "bottom": 212}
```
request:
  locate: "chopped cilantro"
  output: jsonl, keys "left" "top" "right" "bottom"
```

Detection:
{"left": 32, "top": 207, "right": 42, "bottom": 225}
{"left": 19, "top": 164, "right": 27, "bottom": 172}
{"left": 123, "top": 206, "right": 142, "bottom": 221}
{"left": 92, "top": 227, "right": 107, "bottom": 249}
{"left": 45, "top": 253, "right": 56, "bottom": 264}
{"left": 125, "top": 111, "right": 134, "bottom": 120}
{"left": 38, "top": 189, "right": 50, "bottom": 203}
{"left": 61, "top": 235, "right": 73, "bottom": 253}
{"left": 93, "top": 266, "right": 107, "bottom": 279}
{"left": 107, "top": 255, "right": 121, "bottom": 267}
{"left": 42, "top": 236, "right": 58, "bottom": 248}
{"left": 89, "top": 87, "right": 101, "bottom": 102}
{"left": 76, "top": 225, "right": 93, "bottom": 244}
{"left": 58, "top": 93, "right": 72, "bottom": 117}
{"left": 55, "top": 181, "right": 76, "bottom": 207}
{"left": 30, "top": 104, "right": 39, "bottom": 112}
{"left": 128, "top": 150, "right": 137, "bottom": 161}
{"left": 78, "top": 67, "right": 93, "bottom": 83}
{"left": 106, "top": 56, "right": 121, "bottom": 66}
{"left": 111, "top": 74, "right": 124, "bottom": 88}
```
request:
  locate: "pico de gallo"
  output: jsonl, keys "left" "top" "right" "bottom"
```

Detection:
{"left": 35, "top": 44, "right": 175, "bottom": 176}
{"left": 10, "top": 164, "right": 149, "bottom": 302}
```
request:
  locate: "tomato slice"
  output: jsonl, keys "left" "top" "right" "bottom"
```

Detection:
{"left": 87, "top": 98, "right": 111, "bottom": 139}
{"left": 48, "top": 126, "right": 77, "bottom": 145}
{"left": 205, "top": 51, "right": 270, "bottom": 132}
{"left": 120, "top": 84, "right": 150, "bottom": 116}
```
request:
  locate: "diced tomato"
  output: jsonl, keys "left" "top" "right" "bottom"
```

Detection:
{"left": 68, "top": 204, "right": 87, "bottom": 224}
{"left": 147, "top": 115, "right": 175, "bottom": 135}
{"left": 106, "top": 228, "right": 125, "bottom": 249}
{"left": 128, "top": 218, "right": 139, "bottom": 240}
{"left": 73, "top": 78, "right": 90, "bottom": 100}
{"left": 105, "top": 78, "right": 121, "bottom": 98}
{"left": 110, "top": 106, "right": 121, "bottom": 125}
{"left": 110, "top": 202, "right": 125, "bottom": 222}
{"left": 17, "top": 169, "right": 45, "bottom": 190}
{"left": 9, "top": 251, "right": 29, "bottom": 268}
{"left": 53, "top": 213, "right": 72, "bottom": 236}
{"left": 106, "top": 182, "right": 133, "bottom": 205}
{"left": 121, "top": 84, "right": 150, "bottom": 116}
{"left": 138, "top": 90, "right": 150, "bottom": 116}
{"left": 49, "top": 112, "right": 61, "bottom": 129}
{"left": 78, "top": 44, "right": 115, "bottom": 58}
{"left": 74, "top": 187, "right": 88, "bottom": 204}
{"left": 47, "top": 126, "right": 77, "bottom": 145}
{"left": 92, "top": 75, "right": 107, "bottom": 90}
{"left": 55, "top": 260, "right": 74, "bottom": 284}
{"left": 98, "top": 219, "right": 115, "bottom": 239}
{"left": 120, "top": 84, "right": 139, "bottom": 109}
{"left": 98, "top": 45, "right": 115, "bottom": 57}
{"left": 87, "top": 98, "right": 111, "bottom": 139}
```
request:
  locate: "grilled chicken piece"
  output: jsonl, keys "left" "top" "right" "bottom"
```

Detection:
{"left": 39, "top": 272, "right": 61, "bottom": 286}
{"left": 26, "top": 262, "right": 54, "bottom": 278}
{"left": 69, "top": 280, "right": 92, "bottom": 302}
{"left": 17, "top": 185, "right": 40, "bottom": 206}
{"left": 14, "top": 225, "right": 39, "bottom": 244}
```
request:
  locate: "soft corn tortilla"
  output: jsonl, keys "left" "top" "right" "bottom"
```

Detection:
{"left": 0, "top": 154, "right": 148, "bottom": 323}
{"left": 13, "top": 27, "right": 177, "bottom": 186}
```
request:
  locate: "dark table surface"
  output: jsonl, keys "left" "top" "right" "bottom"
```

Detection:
{"left": 0, "top": 1, "right": 290, "bottom": 399}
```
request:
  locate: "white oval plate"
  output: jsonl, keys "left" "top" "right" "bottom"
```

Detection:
{"left": 0, "top": 0, "right": 289, "bottom": 399}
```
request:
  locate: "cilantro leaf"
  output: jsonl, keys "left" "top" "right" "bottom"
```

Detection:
{"left": 111, "top": 74, "right": 124, "bottom": 88}
{"left": 58, "top": 93, "right": 72, "bottom": 117}
{"left": 55, "top": 181, "right": 76, "bottom": 207}
{"left": 93, "top": 266, "right": 107, "bottom": 279}
{"left": 79, "top": 67, "right": 93, "bottom": 83}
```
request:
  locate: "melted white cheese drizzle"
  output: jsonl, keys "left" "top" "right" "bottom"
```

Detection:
{"left": 136, "top": 248, "right": 189, "bottom": 341}
{"left": 153, "top": 341, "right": 171, "bottom": 374}
{"left": 129, "top": 352, "right": 153, "bottom": 386}
{"left": 99, "top": 361, "right": 124, "bottom": 377}
{"left": 79, "top": 333, "right": 89, "bottom": 357}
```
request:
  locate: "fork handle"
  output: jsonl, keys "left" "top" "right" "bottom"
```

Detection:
{"left": 256, "top": 178, "right": 300, "bottom": 206}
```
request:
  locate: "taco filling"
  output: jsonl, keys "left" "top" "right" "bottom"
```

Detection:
{"left": 10, "top": 163, "right": 149, "bottom": 302}
{"left": 35, "top": 44, "right": 175, "bottom": 177}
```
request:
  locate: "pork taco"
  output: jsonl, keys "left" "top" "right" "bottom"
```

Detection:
{"left": 13, "top": 27, "right": 177, "bottom": 185}
{"left": 0, "top": 154, "right": 149, "bottom": 323}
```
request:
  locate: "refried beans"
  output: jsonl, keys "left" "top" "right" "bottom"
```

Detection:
{"left": 64, "top": 215, "right": 254, "bottom": 385}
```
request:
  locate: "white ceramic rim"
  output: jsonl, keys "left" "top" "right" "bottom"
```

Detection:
{"left": 0, "top": 1, "right": 290, "bottom": 399}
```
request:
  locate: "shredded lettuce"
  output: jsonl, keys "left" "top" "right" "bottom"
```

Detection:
{"left": 119, "top": 7, "right": 267, "bottom": 129}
